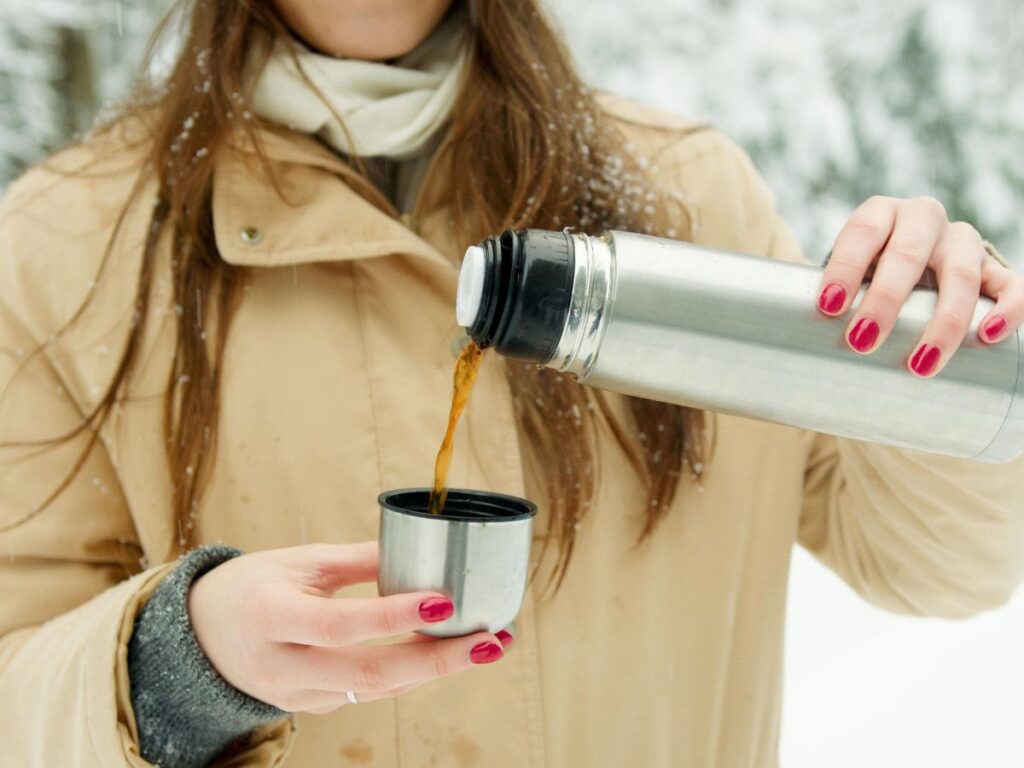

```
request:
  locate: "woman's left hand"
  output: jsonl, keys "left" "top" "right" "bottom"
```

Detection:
{"left": 815, "top": 195, "right": 1023, "bottom": 377}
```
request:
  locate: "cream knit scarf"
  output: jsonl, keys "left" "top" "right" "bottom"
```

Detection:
{"left": 249, "top": 12, "right": 469, "bottom": 162}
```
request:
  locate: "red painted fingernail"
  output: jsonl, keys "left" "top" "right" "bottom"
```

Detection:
{"left": 982, "top": 316, "right": 1007, "bottom": 341}
{"left": 848, "top": 318, "right": 880, "bottom": 353}
{"left": 818, "top": 283, "right": 847, "bottom": 315}
{"left": 418, "top": 597, "right": 454, "bottom": 623}
{"left": 495, "top": 630, "right": 514, "bottom": 648}
{"left": 470, "top": 641, "right": 504, "bottom": 664}
{"left": 910, "top": 344, "right": 941, "bottom": 377}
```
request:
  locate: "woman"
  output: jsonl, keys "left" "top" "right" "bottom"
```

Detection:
{"left": 1, "top": 0, "right": 1022, "bottom": 766}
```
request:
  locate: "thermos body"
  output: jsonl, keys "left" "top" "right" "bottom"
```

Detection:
{"left": 457, "top": 229, "right": 1024, "bottom": 462}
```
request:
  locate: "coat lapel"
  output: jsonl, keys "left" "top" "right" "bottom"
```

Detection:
{"left": 212, "top": 125, "right": 455, "bottom": 271}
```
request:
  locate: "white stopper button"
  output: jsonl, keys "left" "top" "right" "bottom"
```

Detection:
{"left": 456, "top": 245, "right": 486, "bottom": 328}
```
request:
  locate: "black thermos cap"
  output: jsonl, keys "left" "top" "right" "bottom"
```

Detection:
{"left": 465, "top": 229, "right": 575, "bottom": 364}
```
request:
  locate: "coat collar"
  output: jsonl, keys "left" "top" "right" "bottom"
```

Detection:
{"left": 211, "top": 125, "right": 457, "bottom": 272}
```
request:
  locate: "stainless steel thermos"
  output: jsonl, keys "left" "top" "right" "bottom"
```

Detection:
{"left": 455, "top": 229, "right": 1023, "bottom": 462}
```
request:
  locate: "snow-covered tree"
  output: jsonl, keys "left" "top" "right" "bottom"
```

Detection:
{"left": 0, "top": 0, "right": 163, "bottom": 183}
{"left": 546, "top": 0, "right": 1024, "bottom": 260}
{"left": 0, "top": 0, "right": 1020, "bottom": 259}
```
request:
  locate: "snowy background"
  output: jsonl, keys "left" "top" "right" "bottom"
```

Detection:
{"left": 550, "top": 0, "right": 1024, "bottom": 264}
{"left": 1, "top": 1, "right": 1022, "bottom": 765}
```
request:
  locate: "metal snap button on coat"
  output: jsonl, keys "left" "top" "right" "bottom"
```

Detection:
{"left": 240, "top": 227, "right": 263, "bottom": 245}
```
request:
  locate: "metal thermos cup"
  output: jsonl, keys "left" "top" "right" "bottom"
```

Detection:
{"left": 455, "top": 228, "right": 1024, "bottom": 462}
{"left": 378, "top": 488, "right": 536, "bottom": 638}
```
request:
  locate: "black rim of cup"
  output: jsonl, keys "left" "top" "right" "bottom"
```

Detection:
{"left": 378, "top": 488, "right": 537, "bottom": 523}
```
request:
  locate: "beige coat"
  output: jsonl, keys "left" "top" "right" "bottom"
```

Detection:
{"left": 2, "top": 95, "right": 1023, "bottom": 768}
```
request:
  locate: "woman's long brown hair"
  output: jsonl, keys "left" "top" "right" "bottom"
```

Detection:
{"left": 3, "top": 0, "right": 710, "bottom": 590}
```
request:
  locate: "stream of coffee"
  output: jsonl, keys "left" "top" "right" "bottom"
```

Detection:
{"left": 428, "top": 340, "right": 486, "bottom": 515}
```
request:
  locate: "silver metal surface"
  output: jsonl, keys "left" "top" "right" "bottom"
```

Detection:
{"left": 973, "top": 331, "right": 1024, "bottom": 462}
{"left": 550, "top": 230, "right": 1023, "bottom": 462}
{"left": 550, "top": 232, "right": 615, "bottom": 372}
{"left": 377, "top": 488, "right": 536, "bottom": 638}
{"left": 239, "top": 226, "right": 262, "bottom": 245}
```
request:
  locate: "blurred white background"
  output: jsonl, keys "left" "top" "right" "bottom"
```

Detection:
{"left": 783, "top": 549, "right": 1024, "bottom": 767}
{"left": 1, "top": 1, "right": 1022, "bottom": 765}
{"left": 548, "top": 0, "right": 1024, "bottom": 263}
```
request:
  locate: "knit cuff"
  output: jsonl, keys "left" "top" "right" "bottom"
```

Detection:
{"left": 128, "top": 544, "right": 288, "bottom": 768}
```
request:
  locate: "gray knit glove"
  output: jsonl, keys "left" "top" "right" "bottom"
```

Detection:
{"left": 128, "top": 544, "right": 288, "bottom": 768}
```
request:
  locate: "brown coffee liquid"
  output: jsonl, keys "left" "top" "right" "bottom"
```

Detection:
{"left": 429, "top": 341, "right": 486, "bottom": 515}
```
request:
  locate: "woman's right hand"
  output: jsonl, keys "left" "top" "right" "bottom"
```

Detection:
{"left": 187, "top": 542, "right": 509, "bottom": 714}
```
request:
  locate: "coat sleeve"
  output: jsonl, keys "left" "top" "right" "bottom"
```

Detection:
{"left": 0, "top": 164, "right": 295, "bottom": 766}
{"left": 677, "top": 130, "right": 1024, "bottom": 618}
